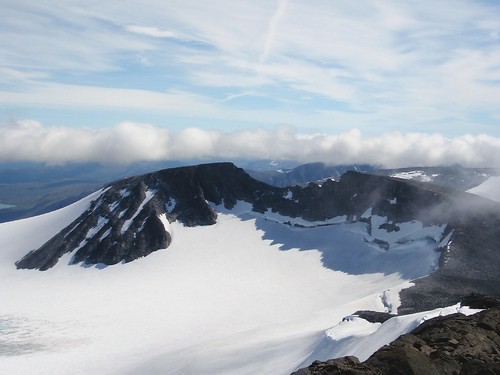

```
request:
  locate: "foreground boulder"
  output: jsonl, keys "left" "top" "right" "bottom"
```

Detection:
{"left": 293, "top": 307, "right": 500, "bottom": 375}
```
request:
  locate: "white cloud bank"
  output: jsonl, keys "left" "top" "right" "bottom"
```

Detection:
{"left": 2, "top": 121, "right": 500, "bottom": 168}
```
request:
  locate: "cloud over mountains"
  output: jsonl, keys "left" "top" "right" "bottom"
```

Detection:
{"left": 2, "top": 121, "right": 499, "bottom": 168}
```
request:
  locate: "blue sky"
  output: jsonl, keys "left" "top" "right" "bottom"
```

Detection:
{"left": 1, "top": 0, "right": 500, "bottom": 166}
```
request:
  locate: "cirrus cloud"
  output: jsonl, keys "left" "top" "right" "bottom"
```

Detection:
{"left": 1, "top": 1, "right": 499, "bottom": 136}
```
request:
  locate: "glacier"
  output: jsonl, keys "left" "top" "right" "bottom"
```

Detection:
{"left": 0, "top": 190, "right": 467, "bottom": 375}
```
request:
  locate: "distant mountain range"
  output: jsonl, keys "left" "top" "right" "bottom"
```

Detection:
{"left": 1, "top": 160, "right": 499, "bottom": 223}
{"left": 246, "top": 162, "right": 500, "bottom": 191}
{"left": 245, "top": 162, "right": 374, "bottom": 187}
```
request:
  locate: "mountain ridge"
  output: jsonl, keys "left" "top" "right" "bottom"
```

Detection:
{"left": 2, "top": 161, "right": 499, "bottom": 224}
{"left": 15, "top": 162, "right": 450, "bottom": 270}
{"left": 14, "top": 162, "right": 500, "bottom": 316}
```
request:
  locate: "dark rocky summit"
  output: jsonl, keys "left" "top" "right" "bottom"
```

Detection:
{"left": 352, "top": 310, "right": 396, "bottom": 324}
{"left": 16, "top": 162, "right": 278, "bottom": 270}
{"left": 461, "top": 294, "right": 500, "bottom": 309}
{"left": 292, "top": 306, "right": 500, "bottom": 375}
{"left": 15, "top": 163, "right": 500, "bottom": 316}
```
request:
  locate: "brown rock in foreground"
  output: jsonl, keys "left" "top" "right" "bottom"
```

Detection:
{"left": 293, "top": 307, "right": 500, "bottom": 375}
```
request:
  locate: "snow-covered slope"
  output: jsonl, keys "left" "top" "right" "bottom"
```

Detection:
{"left": 390, "top": 170, "right": 438, "bottom": 182}
{"left": 467, "top": 176, "right": 500, "bottom": 202}
{"left": 297, "top": 303, "right": 481, "bottom": 368}
{"left": 2, "top": 163, "right": 499, "bottom": 374}
{"left": 0, "top": 194, "right": 447, "bottom": 374}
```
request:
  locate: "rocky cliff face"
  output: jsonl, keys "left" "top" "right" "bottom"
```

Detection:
{"left": 292, "top": 306, "right": 500, "bottom": 375}
{"left": 15, "top": 163, "right": 450, "bottom": 269}
{"left": 15, "top": 163, "right": 278, "bottom": 270}
{"left": 14, "top": 163, "right": 500, "bottom": 315}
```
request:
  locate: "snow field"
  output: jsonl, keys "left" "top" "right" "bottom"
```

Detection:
{"left": 390, "top": 170, "right": 436, "bottom": 182}
{"left": 467, "top": 176, "right": 500, "bottom": 202}
{"left": 0, "top": 196, "right": 453, "bottom": 374}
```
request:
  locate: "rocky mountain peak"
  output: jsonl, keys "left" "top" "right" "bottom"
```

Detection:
{"left": 15, "top": 163, "right": 275, "bottom": 270}
{"left": 14, "top": 162, "right": 500, "bottom": 317}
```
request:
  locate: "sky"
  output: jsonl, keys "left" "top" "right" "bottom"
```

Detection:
{"left": 1, "top": 0, "right": 500, "bottom": 167}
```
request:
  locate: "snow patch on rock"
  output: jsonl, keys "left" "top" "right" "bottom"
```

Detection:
{"left": 121, "top": 189, "right": 155, "bottom": 234}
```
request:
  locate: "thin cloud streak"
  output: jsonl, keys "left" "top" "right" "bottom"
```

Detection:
{"left": 259, "top": 0, "right": 287, "bottom": 64}
{"left": 1, "top": 121, "right": 500, "bottom": 168}
{"left": 126, "top": 25, "right": 180, "bottom": 39}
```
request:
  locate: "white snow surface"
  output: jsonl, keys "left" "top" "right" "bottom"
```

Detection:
{"left": 391, "top": 170, "right": 434, "bottom": 182}
{"left": 299, "top": 304, "right": 481, "bottom": 367}
{"left": 283, "top": 190, "right": 293, "bottom": 200}
{"left": 165, "top": 197, "right": 176, "bottom": 213}
{"left": 0, "top": 194, "right": 453, "bottom": 375}
{"left": 120, "top": 189, "right": 155, "bottom": 234}
{"left": 467, "top": 176, "right": 500, "bottom": 202}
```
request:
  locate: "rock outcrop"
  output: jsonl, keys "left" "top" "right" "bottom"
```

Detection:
{"left": 293, "top": 307, "right": 500, "bottom": 375}
{"left": 16, "top": 162, "right": 279, "bottom": 270}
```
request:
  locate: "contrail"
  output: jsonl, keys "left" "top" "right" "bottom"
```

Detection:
{"left": 259, "top": 0, "right": 287, "bottom": 65}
